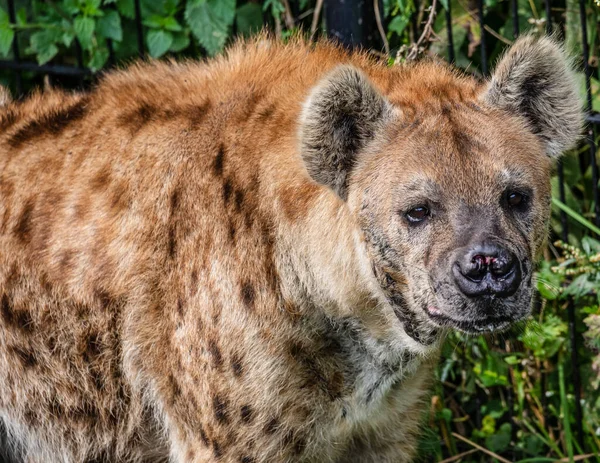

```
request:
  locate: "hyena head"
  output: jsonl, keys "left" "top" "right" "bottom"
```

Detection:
{"left": 300, "top": 35, "right": 583, "bottom": 335}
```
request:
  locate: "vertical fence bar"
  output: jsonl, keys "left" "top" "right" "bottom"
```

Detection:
{"left": 544, "top": 0, "right": 552, "bottom": 32}
{"left": 74, "top": 39, "right": 85, "bottom": 88}
{"left": 579, "top": 0, "right": 599, "bottom": 224}
{"left": 134, "top": 0, "right": 145, "bottom": 59}
{"left": 6, "top": 0, "right": 22, "bottom": 95}
{"left": 477, "top": 0, "right": 487, "bottom": 75}
{"left": 510, "top": 0, "right": 519, "bottom": 38}
{"left": 445, "top": 2, "right": 455, "bottom": 62}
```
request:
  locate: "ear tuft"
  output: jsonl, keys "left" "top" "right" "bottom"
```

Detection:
{"left": 483, "top": 35, "right": 584, "bottom": 158}
{"left": 300, "top": 65, "right": 391, "bottom": 199}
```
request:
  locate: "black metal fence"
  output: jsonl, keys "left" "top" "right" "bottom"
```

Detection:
{"left": 0, "top": 0, "right": 598, "bottom": 460}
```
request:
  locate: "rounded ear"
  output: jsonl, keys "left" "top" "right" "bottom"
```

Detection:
{"left": 299, "top": 65, "right": 392, "bottom": 200}
{"left": 482, "top": 35, "right": 584, "bottom": 159}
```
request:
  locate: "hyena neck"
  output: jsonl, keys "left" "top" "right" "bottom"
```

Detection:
{"left": 278, "top": 196, "right": 441, "bottom": 408}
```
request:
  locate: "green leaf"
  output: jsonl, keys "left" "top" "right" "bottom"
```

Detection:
{"left": 116, "top": 0, "right": 135, "bottom": 19}
{"left": 143, "top": 14, "right": 165, "bottom": 29}
{"left": 388, "top": 15, "right": 409, "bottom": 37}
{"left": 163, "top": 16, "right": 183, "bottom": 32}
{"left": 74, "top": 16, "right": 96, "bottom": 50}
{"left": 169, "top": 32, "right": 190, "bottom": 52}
{"left": 88, "top": 46, "right": 109, "bottom": 71}
{"left": 438, "top": 0, "right": 449, "bottom": 10}
{"left": 97, "top": 10, "right": 122, "bottom": 41}
{"left": 147, "top": 29, "right": 173, "bottom": 58}
{"left": 164, "top": 0, "right": 180, "bottom": 15}
{"left": 185, "top": 0, "right": 236, "bottom": 56}
{"left": 485, "top": 423, "right": 512, "bottom": 453}
{"left": 0, "top": 8, "right": 14, "bottom": 57}
{"left": 236, "top": 3, "right": 262, "bottom": 36}
{"left": 27, "top": 29, "right": 60, "bottom": 65}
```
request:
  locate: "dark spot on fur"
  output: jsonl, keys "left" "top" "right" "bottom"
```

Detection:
{"left": 208, "top": 340, "right": 223, "bottom": 368}
{"left": 85, "top": 333, "right": 102, "bottom": 360}
{"left": 234, "top": 190, "right": 244, "bottom": 212}
{"left": 230, "top": 353, "right": 243, "bottom": 377}
{"left": 199, "top": 426, "right": 210, "bottom": 446}
{"left": 1, "top": 294, "right": 34, "bottom": 333}
{"left": 14, "top": 199, "right": 34, "bottom": 244}
{"left": 0, "top": 294, "right": 14, "bottom": 326}
{"left": 240, "top": 457, "right": 255, "bottom": 463}
{"left": 23, "top": 408, "right": 39, "bottom": 426}
{"left": 293, "top": 437, "right": 307, "bottom": 455}
{"left": 170, "top": 189, "right": 179, "bottom": 212}
{"left": 10, "top": 346, "right": 37, "bottom": 368}
{"left": 229, "top": 221, "right": 236, "bottom": 242}
{"left": 92, "top": 167, "right": 111, "bottom": 190}
{"left": 213, "top": 395, "right": 229, "bottom": 424}
{"left": 8, "top": 96, "right": 89, "bottom": 148}
{"left": 213, "top": 146, "right": 225, "bottom": 176}
{"left": 168, "top": 374, "right": 181, "bottom": 405}
{"left": 256, "top": 104, "right": 276, "bottom": 120}
{"left": 119, "top": 102, "right": 154, "bottom": 134}
{"left": 212, "top": 440, "right": 223, "bottom": 459}
{"left": 264, "top": 417, "right": 279, "bottom": 435}
{"left": 177, "top": 298, "right": 184, "bottom": 318}
{"left": 0, "top": 107, "right": 17, "bottom": 131}
{"left": 95, "top": 289, "right": 111, "bottom": 311}
{"left": 240, "top": 405, "right": 253, "bottom": 423}
{"left": 168, "top": 226, "right": 176, "bottom": 258}
{"left": 223, "top": 179, "right": 233, "bottom": 204}
{"left": 186, "top": 100, "right": 212, "bottom": 127}
{"left": 241, "top": 283, "right": 255, "bottom": 310}
{"left": 58, "top": 250, "right": 75, "bottom": 273}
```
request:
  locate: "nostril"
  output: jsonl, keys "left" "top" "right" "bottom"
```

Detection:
{"left": 490, "top": 255, "right": 516, "bottom": 278}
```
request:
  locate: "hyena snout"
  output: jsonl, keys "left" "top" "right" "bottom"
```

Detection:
{"left": 452, "top": 240, "right": 522, "bottom": 298}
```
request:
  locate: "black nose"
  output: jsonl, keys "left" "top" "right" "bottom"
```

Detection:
{"left": 452, "top": 241, "right": 521, "bottom": 298}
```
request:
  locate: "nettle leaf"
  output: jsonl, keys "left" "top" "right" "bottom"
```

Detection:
{"left": 388, "top": 15, "right": 409, "bottom": 37}
{"left": 88, "top": 46, "right": 109, "bottom": 71}
{"left": 143, "top": 14, "right": 165, "bottom": 29}
{"left": 116, "top": 0, "right": 135, "bottom": 19}
{"left": 170, "top": 31, "right": 190, "bottom": 52}
{"left": 74, "top": 16, "right": 96, "bottom": 50}
{"left": 97, "top": 10, "right": 122, "bottom": 41}
{"left": 27, "top": 29, "right": 61, "bottom": 64}
{"left": 0, "top": 8, "right": 14, "bottom": 57}
{"left": 147, "top": 29, "right": 173, "bottom": 58}
{"left": 185, "top": 0, "right": 236, "bottom": 56}
{"left": 163, "top": 17, "right": 183, "bottom": 32}
{"left": 164, "top": 0, "right": 180, "bottom": 15}
{"left": 235, "top": 3, "right": 262, "bottom": 36}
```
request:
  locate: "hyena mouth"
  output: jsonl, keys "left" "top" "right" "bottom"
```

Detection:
{"left": 423, "top": 307, "right": 518, "bottom": 334}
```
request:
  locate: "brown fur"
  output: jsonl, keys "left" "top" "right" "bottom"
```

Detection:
{"left": 0, "top": 35, "right": 582, "bottom": 462}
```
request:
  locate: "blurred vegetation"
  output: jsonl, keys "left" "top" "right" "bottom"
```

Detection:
{"left": 0, "top": 0, "right": 599, "bottom": 461}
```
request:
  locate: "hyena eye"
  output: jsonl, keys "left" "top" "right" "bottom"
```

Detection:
{"left": 505, "top": 191, "right": 529, "bottom": 211}
{"left": 405, "top": 206, "right": 430, "bottom": 223}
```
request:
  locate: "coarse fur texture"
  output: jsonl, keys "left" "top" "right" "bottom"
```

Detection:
{"left": 0, "top": 34, "right": 583, "bottom": 462}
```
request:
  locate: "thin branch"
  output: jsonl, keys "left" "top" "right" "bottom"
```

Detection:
{"left": 406, "top": 0, "right": 439, "bottom": 61}
{"left": 281, "top": 0, "right": 295, "bottom": 30}
{"left": 311, "top": 0, "right": 325, "bottom": 40}
{"left": 374, "top": 0, "right": 390, "bottom": 55}
{"left": 483, "top": 25, "right": 513, "bottom": 45}
{"left": 451, "top": 432, "right": 512, "bottom": 463}
{"left": 438, "top": 449, "right": 479, "bottom": 463}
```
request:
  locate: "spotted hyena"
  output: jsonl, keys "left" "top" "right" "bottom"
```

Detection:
{"left": 0, "top": 34, "right": 583, "bottom": 462}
